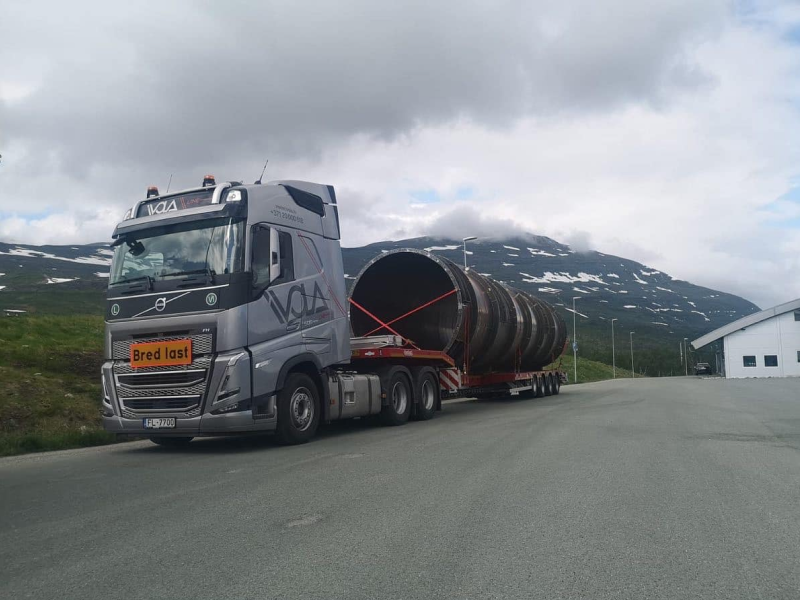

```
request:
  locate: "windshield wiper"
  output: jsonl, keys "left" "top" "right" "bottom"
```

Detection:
{"left": 110, "top": 275, "right": 153, "bottom": 289}
{"left": 161, "top": 268, "right": 216, "bottom": 287}
{"left": 110, "top": 274, "right": 154, "bottom": 295}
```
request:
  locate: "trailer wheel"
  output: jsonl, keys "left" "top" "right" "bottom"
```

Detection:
{"left": 150, "top": 437, "right": 193, "bottom": 447}
{"left": 543, "top": 375, "right": 553, "bottom": 396}
{"left": 412, "top": 369, "right": 438, "bottom": 421}
{"left": 381, "top": 371, "right": 412, "bottom": 426}
{"left": 535, "top": 376, "right": 545, "bottom": 398}
{"left": 276, "top": 373, "right": 320, "bottom": 445}
{"left": 552, "top": 376, "right": 561, "bottom": 395}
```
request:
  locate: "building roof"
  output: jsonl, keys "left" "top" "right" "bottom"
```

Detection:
{"left": 691, "top": 298, "right": 800, "bottom": 349}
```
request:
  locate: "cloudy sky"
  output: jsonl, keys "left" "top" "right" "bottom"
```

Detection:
{"left": 1, "top": 0, "right": 799, "bottom": 308}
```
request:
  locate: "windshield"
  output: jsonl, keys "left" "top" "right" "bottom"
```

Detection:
{"left": 109, "top": 218, "right": 244, "bottom": 285}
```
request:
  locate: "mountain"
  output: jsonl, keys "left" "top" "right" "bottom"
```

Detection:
{"left": 0, "top": 235, "right": 758, "bottom": 375}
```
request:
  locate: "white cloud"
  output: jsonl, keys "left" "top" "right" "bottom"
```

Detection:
{"left": 1, "top": 1, "right": 799, "bottom": 309}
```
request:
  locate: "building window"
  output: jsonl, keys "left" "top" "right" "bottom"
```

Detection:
{"left": 764, "top": 355, "right": 778, "bottom": 367}
{"left": 743, "top": 356, "right": 757, "bottom": 367}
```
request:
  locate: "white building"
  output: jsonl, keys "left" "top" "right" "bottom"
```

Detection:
{"left": 691, "top": 298, "right": 800, "bottom": 378}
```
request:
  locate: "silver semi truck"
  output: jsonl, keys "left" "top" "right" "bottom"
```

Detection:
{"left": 102, "top": 178, "right": 566, "bottom": 446}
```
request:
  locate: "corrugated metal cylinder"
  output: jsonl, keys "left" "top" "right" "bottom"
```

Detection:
{"left": 349, "top": 249, "right": 567, "bottom": 373}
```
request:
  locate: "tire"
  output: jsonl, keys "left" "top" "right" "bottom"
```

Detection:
{"left": 553, "top": 376, "right": 561, "bottom": 395}
{"left": 150, "top": 437, "right": 193, "bottom": 447}
{"left": 543, "top": 375, "right": 553, "bottom": 396}
{"left": 276, "top": 372, "right": 320, "bottom": 445}
{"left": 380, "top": 370, "right": 412, "bottom": 426}
{"left": 535, "top": 376, "right": 545, "bottom": 398}
{"left": 412, "top": 370, "right": 438, "bottom": 421}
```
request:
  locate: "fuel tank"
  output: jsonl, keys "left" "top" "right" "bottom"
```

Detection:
{"left": 349, "top": 249, "right": 567, "bottom": 373}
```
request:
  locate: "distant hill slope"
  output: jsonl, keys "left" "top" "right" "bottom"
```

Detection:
{"left": 0, "top": 235, "right": 758, "bottom": 375}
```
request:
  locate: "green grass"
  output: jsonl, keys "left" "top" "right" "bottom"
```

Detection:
{"left": 0, "top": 315, "right": 117, "bottom": 457}
{"left": 547, "top": 353, "right": 636, "bottom": 384}
{"left": 0, "top": 314, "right": 634, "bottom": 457}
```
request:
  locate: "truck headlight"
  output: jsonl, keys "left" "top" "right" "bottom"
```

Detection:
{"left": 213, "top": 352, "right": 246, "bottom": 405}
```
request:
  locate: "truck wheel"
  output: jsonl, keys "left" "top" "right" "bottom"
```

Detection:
{"left": 276, "top": 373, "right": 320, "bottom": 445}
{"left": 552, "top": 376, "right": 561, "bottom": 395}
{"left": 150, "top": 437, "right": 193, "bottom": 447}
{"left": 412, "top": 370, "right": 438, "bottom": 421}
{"left": 536, "top": 376, "right": 545, "bottom": 398}
{"left": 544, "top": 375, "right": 553, "bottom": 396}
{"left": 381, "top": 371, "right": 412, "bottom": 426}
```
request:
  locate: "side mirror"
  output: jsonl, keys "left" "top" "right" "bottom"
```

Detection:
{"left": 269, "top": 229, "right": 281, "bottom": 284}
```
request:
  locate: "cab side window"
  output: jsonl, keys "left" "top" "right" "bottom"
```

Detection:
{"left": 251, "top": 226, "right": 271, "bottom": 287}
{"left": 273, "top": 231, "right": 294, "bottom": 285}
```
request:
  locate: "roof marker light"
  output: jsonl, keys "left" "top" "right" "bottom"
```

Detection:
{"left": 146, "top": 186, "right": 159, "bottom": 198}
{"left": 226, "top": 190, "right": 242, "bottom": 202}
{"left": 202, "top": 174, "right": 216, "bottom": 188}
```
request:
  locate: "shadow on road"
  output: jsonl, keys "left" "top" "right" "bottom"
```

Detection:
{"left": 118, "top": 393, "right": 563, "bottom": 455}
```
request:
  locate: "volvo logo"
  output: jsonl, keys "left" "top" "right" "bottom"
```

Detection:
{"left": 206, "top": 292, "right": 218, "bottom": 306}
{"left": 154, "top": 297, "right": 167, "bottom": 312}
{"left": 110, "top": 303, "right": 120, "bottom": 316}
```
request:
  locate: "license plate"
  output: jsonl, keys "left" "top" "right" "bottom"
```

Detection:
{"left": 130, "top": 339, "right": 192, "bottom": 368}
{"left": 143, "top": 417, "right": 176, "bottom": 429}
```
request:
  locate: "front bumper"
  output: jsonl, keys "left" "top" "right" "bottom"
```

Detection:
{"left": 102, "top": 346, "right": 277, "bottom": 437}
{"left": 103, "top": 409, "right": 276, "bottom": 436}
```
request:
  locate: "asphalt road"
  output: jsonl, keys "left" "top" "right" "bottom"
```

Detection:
{"left": 2, "top": 377, "right": 800, "bottom": 599}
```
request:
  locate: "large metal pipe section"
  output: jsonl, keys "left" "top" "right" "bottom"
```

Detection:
{"left": 349, "top": 249, "right": 567, "bottom": 373}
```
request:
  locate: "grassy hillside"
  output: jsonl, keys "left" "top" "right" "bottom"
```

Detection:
{"left": 0, "top": 315, "right": 115, "bottom": 456}
{"left": 0, "top": 315, "right": 632, "bottom": 457}
{"left": 547, "top": 353, "right": 635, "bottom": 384}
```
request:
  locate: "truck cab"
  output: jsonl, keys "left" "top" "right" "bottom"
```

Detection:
{"left": 102, "top": 179, "right": 353, "bottom": 444}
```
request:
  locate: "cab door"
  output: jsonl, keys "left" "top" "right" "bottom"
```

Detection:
{"left": 247, "top": 224, "right": 303, "bottom": 413}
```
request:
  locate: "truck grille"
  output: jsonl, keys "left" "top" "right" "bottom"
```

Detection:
{"left": 111, "top": 333, "right": 214, "bottom": 416}
{"left": 112, "top": 333, "right": 213, "bottom": 360}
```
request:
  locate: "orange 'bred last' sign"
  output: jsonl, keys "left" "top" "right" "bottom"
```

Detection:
{"left": 130, "top": 339, "right": 192, "bottom": 368}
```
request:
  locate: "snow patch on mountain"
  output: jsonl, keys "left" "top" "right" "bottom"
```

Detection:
{"left": 46, "top": 277, "right": 78, "bottom": 284}
{"left": 519, "top": 271, "right": 607, "bottom": 285}
{"left": 527, "top": 248, "right": 556, "bottom": 257}
{"left": 503, "top": 245, "right": 520, "bottom": 251}
{"left": 424, "top": 245, "right": 459, "bottom": 251}
{"left": 0, "top": 247, "right": 112, "bottom": 266}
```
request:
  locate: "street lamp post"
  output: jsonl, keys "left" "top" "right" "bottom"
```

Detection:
{"left": 611, "top": 318, "right": 618, "bottom": 378}
{"left": 683, "top": 337, "right": 688, "bottom": 376}
{"left": 572, "top": 296, "right": 581, "bottom": 383}
{"left": 630, "top": 332, "right": 635, "bottom": 378}
{"left": 462, "top": 236, "right": 477, "bottom": 270}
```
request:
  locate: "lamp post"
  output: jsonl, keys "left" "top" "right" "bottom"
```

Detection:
{"left": 611, "top": 318, "right": 618, "bottom": 378}
{"left": 462, "top": 236, "right": 477, "bottom": 270}
{"left": 630, "top": 332, "right": 635, "bottom": 378}
{"left": 683, "top": 337, "right": 688, "bottom": 376}
{"left": 572, "top": 296, "right": 581, "bottom": 383}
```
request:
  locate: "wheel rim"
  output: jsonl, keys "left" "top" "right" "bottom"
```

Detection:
{"left": 290, "top": 387, "right": 314, "bottom": 431}
{"left": 392, "top": 381, "right": 408, "bottom": 414}
{"left": 421, "top": 379, "right": 435, "bottom": 410}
